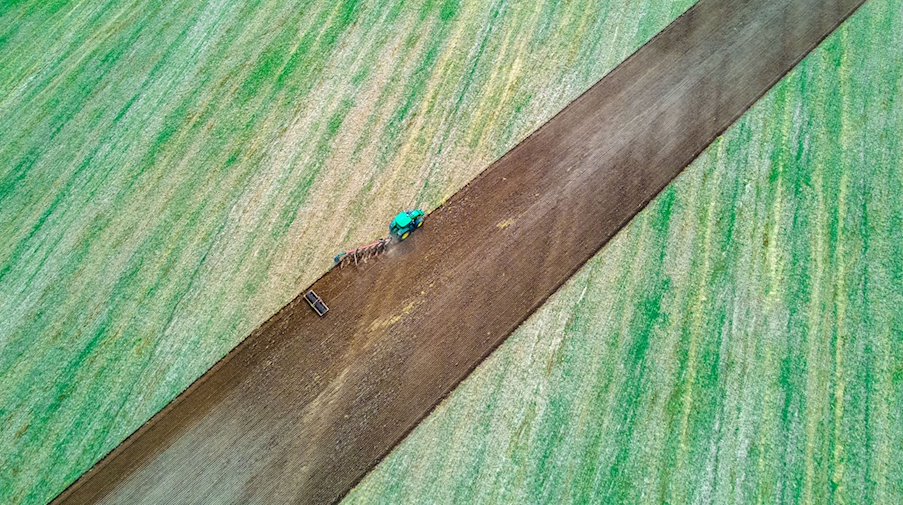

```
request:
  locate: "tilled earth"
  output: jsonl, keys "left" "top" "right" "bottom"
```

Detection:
{"left": 55, "top": 0, "right": 866, "bottom": 503}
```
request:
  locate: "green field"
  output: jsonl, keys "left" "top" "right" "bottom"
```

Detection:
{"left": 346, "top": 1, "right": 903, "bottom": 503}
{"left": 0, "top": 1, "right": 696, "bottom": 503}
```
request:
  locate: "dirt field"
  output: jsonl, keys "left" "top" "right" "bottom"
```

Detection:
{"left": 52, "top": 0, "right": 865, "bottom": 503}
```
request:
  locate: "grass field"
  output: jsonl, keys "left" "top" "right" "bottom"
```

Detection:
{"left": 344, "top": 1, "right": 903, "bottom": 503}
{"left": 0, "top": 0, "right": 697, "bottom": 503}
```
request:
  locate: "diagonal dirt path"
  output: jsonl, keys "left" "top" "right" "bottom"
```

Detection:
{"left": 54, "top": 0, "right": 866, "bottom": 503}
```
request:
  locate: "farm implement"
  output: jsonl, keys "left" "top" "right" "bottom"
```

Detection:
{"left": 333, "top": 237, "right": 392, "bottom": 267}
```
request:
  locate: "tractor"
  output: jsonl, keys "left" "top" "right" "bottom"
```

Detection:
{"left": 333, "top": 209, "right": 426, "bottom": 268}
{"left": 389, "top": 209, "right": 424, "bottom": 241}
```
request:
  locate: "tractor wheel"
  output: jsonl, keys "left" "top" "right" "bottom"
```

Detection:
{"left": 416, "top": 219, "right": 423, "bottom": 228}
{"left": 401, "top": 231, "right": 410, "bottom": 240}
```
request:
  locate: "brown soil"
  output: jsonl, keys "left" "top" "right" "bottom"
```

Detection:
{"left": 53, "top": 0, "right": 865, "bottom": 503}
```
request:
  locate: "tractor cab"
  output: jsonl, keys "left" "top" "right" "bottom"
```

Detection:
{"left": 389, "top": 209, "right": 425, "bottom": 241}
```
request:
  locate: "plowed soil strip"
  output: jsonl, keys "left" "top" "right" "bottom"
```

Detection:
{"left": 54, "top": 0, "right": 865, "bottom": 503}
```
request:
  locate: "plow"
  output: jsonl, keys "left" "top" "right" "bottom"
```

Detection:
{"left": 334, "top": 237, "right": 392, "bottom": 267}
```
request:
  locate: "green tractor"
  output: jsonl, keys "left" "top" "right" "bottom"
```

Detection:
{"left": 389, "top": 209, "right": 425, "bottom": 241}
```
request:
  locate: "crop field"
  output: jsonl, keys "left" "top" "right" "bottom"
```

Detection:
{"left": 0, "top": 0, "right": 697, "bottom": 503}
{"left": 345, "top": 1, "right": 903, "bottom": 503}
